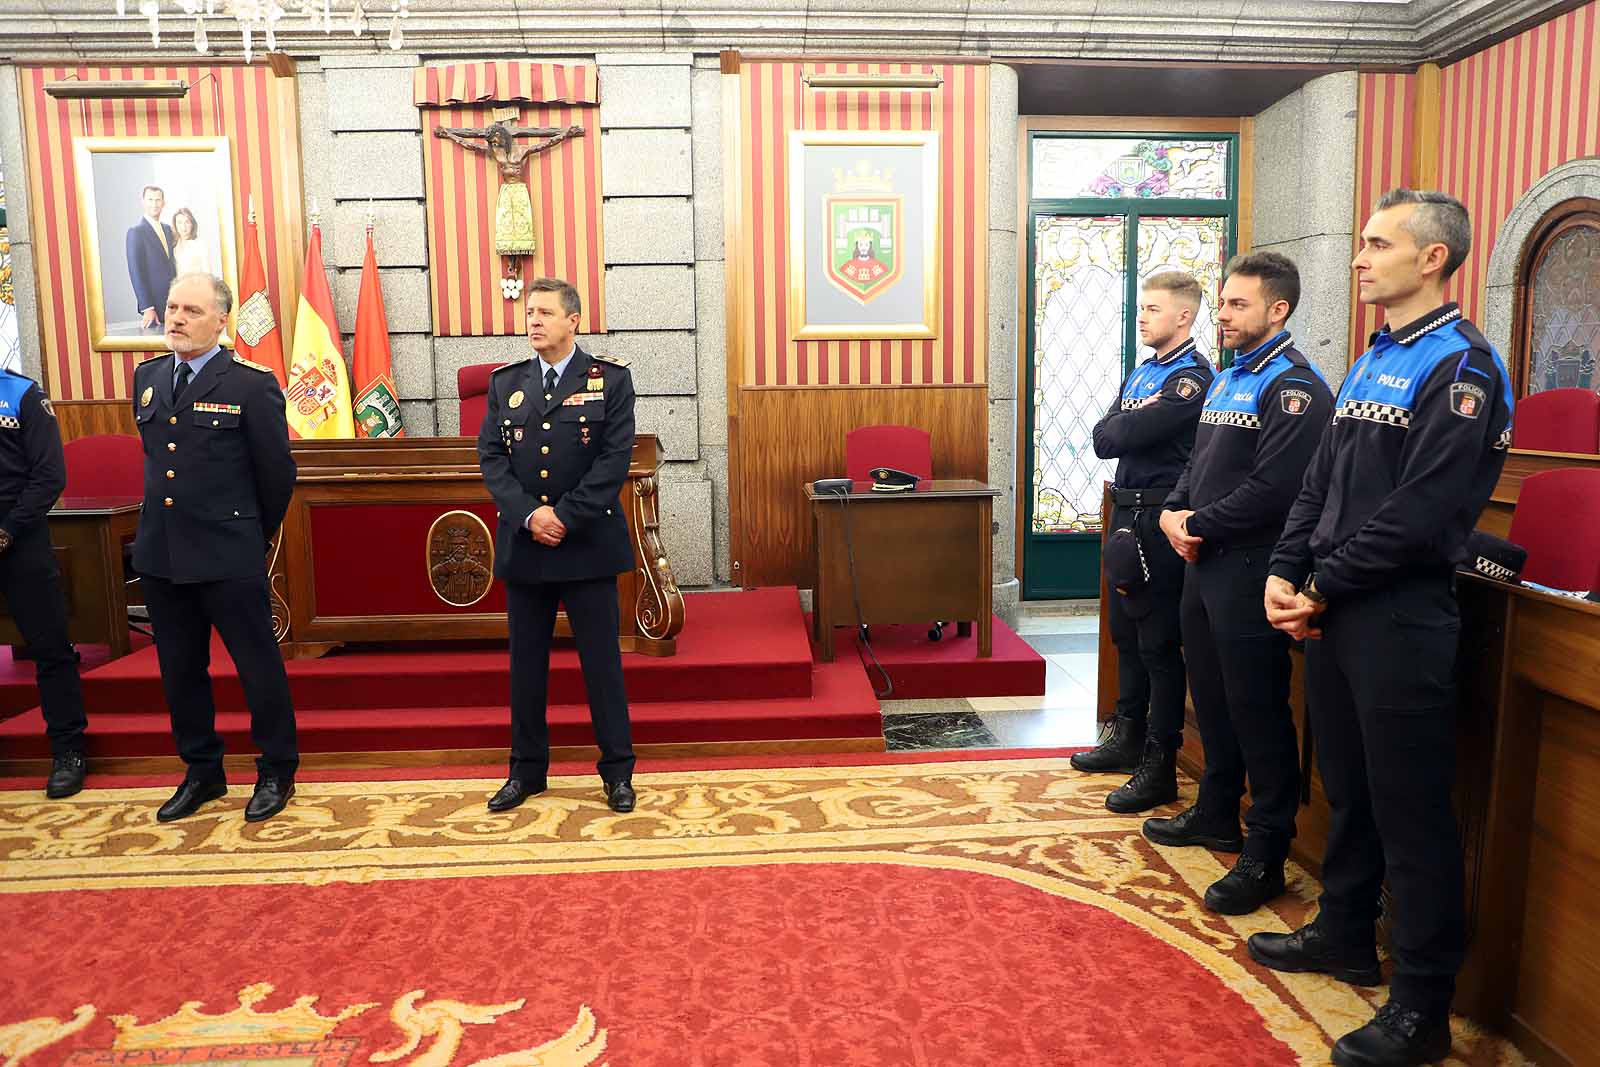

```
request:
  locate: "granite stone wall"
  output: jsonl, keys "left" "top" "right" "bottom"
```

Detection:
{"left": 1250, "top": 71, "right": 1359, "bottom": 389}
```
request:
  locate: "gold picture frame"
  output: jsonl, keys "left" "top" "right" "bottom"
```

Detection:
{"left": 786, "top": 130, "right": 940, "bottom": 341}
{"left": 73, "top": 136, "right": 239, "bottom": 352}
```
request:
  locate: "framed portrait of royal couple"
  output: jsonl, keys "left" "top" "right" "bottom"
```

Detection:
{"left": 73, "top": 136, "right": 239, "bottom": 351}
{"left": 786, "top": 130, "right": 941, "bottom": 341}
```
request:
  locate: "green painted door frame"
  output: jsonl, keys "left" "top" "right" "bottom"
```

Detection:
{"left": 1021, "top": 131, "right": 1239, "bottom": 600}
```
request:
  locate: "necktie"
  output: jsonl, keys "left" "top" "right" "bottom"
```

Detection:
{"left": 173, "top": 362, "right": 193, "bottom": 403}
{"left": 544, "top": 367, "right": 557, "bottom": 397}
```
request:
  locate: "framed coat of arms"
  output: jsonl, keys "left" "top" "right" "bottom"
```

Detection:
{"left": 787, "top": 130, "right": 940, "bottom": 340}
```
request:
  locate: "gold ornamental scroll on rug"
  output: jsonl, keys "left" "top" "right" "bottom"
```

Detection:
{"left": 415, "top": 62, "right": 605, "bottom": 337}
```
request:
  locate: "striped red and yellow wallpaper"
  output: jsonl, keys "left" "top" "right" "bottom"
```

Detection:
{"left": 415, "top": 62, "right": 605, "bottom": 337}
{"left": 19, "top": 63, "right": 303, "bottom": 401}
{"left": 1350, "top": 1, "right": 1600, "bottom": 354}
{"left": 1438, "top": 1, "right": 1599, "bottom": 326}
{"left": 1350, "top": 72, "right": 1418, "bottom": 352}
{"left": 736, "top": 61, "right": 989, "bottom": 387}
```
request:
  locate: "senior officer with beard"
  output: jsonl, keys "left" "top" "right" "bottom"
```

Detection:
{"left": 132, "top": 272, "right": 299, "bottom": 823}
{"left": 476, "top": 277, "right": 637, "bottom": 815}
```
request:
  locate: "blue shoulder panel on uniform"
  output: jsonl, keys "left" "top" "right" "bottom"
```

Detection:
{"left": 0, "top": 372, "right": 33, "bottom": 422}
{"left": 1118, "top": 349, "right": 1205, "bottom": 408}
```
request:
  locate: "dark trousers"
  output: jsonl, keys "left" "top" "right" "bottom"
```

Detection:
{"left": 1106, "top": 504, "right": 1186, "bottom": 750}
{"left": 1182, "top": 545, "right": 1299, "bottom": 861}
{"left": 1306, "top": 572, "right": 1464, "bottom": 1016}
{"left": 507, "top": 575, "right": 634, "bottom": 784}
{"left": 0, "top": 522, "right": 87, "bottom": 756}
{"left": 143, "top": 573, "right": 298, "bottom": 781}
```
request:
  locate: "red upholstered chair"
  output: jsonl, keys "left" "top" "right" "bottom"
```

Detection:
{"left": 1509, "top": 388, "right": 1600, "bottom": 454}
{"left": 1507, "top": 468, "right": 1600, "bottom": 589}
{"left": 62, "top": 434, "right": 144, "bottom": 498}
{"left": 457, "top": 363, "right": 503, "bottom": 438}
{"left": 845, "top": 424, "right": 933, "bottom": 483}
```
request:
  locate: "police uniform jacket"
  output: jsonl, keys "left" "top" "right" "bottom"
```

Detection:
{"left": 1269, "top": 304, "right": 1512, "bottom": 600}
{"left": 1166, "top": 332, "right": 1333, "bottom": 550}
{"left": 1092, "top": 338, "right": 1214, "bottom": 490}
{"left": 0, "top": 370, "right": 66, "bottom": 538}
{"left": 131, "top": 348, "right": 297, "bottom": 584}
{"left": 476, "top": 346, "right": 636, "bottom": 584}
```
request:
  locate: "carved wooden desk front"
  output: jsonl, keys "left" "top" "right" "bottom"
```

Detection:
{"left": 273, "top": 435, "right": 683, "bottom": 656}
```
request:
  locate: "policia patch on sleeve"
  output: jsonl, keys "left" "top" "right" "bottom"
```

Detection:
{"left": 1174, "top": 376, "right": 1200, "bottom": 400}
{"left": 1280, "top": 389, "right": 1312, "bottom": 415}
{"left": 1449, "top": 381, "right": 1487, "bottom": 418}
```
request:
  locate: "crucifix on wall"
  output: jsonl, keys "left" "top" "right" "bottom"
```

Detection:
{"left": 432, "top": 113, "right": 585, "bottom": 301}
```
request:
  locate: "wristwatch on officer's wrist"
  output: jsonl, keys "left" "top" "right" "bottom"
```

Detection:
{"left": 1300, "top": 574, "right": 1326, "bottom": 605}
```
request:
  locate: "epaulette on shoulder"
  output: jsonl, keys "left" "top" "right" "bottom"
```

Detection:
{"left": 490, "top": 358, "right": 531, "bottom": 376}
{"left": 233, "top": 354, "right": 274, "bottom": 373}
{"left": 591, "top": 352, "right": 632, "bottom": 369}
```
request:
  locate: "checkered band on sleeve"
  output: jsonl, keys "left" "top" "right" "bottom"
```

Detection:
{"left": 1199, "top": 409, "right": 1262, "bottom": 430}
{"left": 0, "top": 415, "right": 18, "bottom": 430}
{"left": 1120, "top": 397, "right": 1144, "bottom": 411}
{"left": 1334, "top": 399, "right": 1411, "bottom": 428}
{"left": 1494, "top": 426, "right": 1512, "bottom": 451}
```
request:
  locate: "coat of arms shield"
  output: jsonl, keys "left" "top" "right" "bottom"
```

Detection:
{"left": 824, "top": 195, "right": 903, "bottom": 303}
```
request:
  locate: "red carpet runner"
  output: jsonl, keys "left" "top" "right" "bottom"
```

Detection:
{"left": 0, "top": 758, "right": 1524, "bottom": 1065}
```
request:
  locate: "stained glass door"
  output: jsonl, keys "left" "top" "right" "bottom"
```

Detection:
{"left": 1023, "top": 134, "right": 1236, "bottom": 599}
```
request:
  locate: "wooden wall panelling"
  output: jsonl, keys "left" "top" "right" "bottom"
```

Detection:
{"left": 735, "top": 384, "right": 988, "bottom": 588}
{"left": 55, "top": 398, "right": 137, "bottom": 442}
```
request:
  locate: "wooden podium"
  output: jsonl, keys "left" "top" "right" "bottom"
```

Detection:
{"left": 273, "top": 435, "right": 684, "bottom": 656}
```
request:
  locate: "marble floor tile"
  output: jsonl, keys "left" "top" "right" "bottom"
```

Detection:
{"left": 883, "top": 711, "right": 1000, "bottom": 751}
{"left": 977, "top": 705, "right": 1099, "bottom": 748}
{"left": 879, "top": 697, "right": 975, "bottom": 716}
{"left": 1023, "top": 633, "right": 1099, "bottom": 655}
{"left": 1014, "top": 615, "right": 1101, "bottom": 638}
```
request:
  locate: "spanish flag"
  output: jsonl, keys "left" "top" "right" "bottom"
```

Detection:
{"left": 284, "top": 222, "right": 354, "bottom": 439}
{"left": 351, "top": 224, "right": 404, "bottom": 438}
{"left": 233, "top": 206, "right": 287, "bottom": 389}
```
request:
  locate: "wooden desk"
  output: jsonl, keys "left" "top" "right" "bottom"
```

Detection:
{"left": 0, "top": 496, "right": 141, "bottom": 658}
{"left": 274, "top": 435, "right": 684, "bottom": 656}
{"left": 805, "top": 479, "right": 996, "bottom": 663}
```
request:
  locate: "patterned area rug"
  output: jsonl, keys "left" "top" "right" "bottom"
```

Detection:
{"left": 0, "top": 759, "right": 1529, "bottom": 1066}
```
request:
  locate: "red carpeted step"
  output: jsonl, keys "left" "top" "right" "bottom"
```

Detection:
{"left": 809, "top": 613, "right": 1047, "bottom": 699}
{"left": 74, "top": 588, "right": 816, "bottom": 715}
{"left": 0, "top": 656, "right": 882, "bottom": 759}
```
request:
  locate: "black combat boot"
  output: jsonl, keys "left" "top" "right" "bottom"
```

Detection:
{"left": 1142, "top": 803, "right": 1244, "bottom": 851}
{"left": 1069, "top": 715, "right": 1145, "bottom": 773}
{"left": 1104, "top": 736, "right": 1178, "bottom": 813}
{"left": 1332, "top": 1002, "right": 1452, "bottom": 1066}
{"left": 1247, "top": 919, "right": 1382, "bottom": 986}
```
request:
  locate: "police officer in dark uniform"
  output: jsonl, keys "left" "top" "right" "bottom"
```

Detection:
{"left": 1077, "top": 271, "right": 1214, "bottom": 812}
{"left": 1258, "top": 190, "right": 1511, "bottom": 1067}
{"left": 132, "top": 272, "right": 299, "bottom": 824}
{"left": 1150, "top": 252, "right": 1333, "bottom": 915}
{"left": 0, "top": 366, "right": 90, "bottom": 798}
{"left": 477, "top": 277, "right": 637, "bottom": 814}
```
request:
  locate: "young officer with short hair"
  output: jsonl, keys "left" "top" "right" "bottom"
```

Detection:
{"left": 1076, "top": 271, "right": 1213, "bottom": 813}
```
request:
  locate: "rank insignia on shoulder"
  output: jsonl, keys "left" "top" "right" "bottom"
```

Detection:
{"left": 591, "top": 352, "right": 631, "bottom": 368}
{"left": 1175, "top": 377, "right": 1199, "bottom": 400}
{"left": 1449, "top": 381, "right": 1486, "bottom": 418}
{"left": 40, "top": 397, "right": 54, "bottom": 418}
{"left": 1281, "top": 389, "right": 1311, "bottom": 415}
{"left": 232, "top": 354, "right": 274, "bottom": 373}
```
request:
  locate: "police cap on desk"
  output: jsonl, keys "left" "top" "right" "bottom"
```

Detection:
{"left": 1459, "top": 530, "right": 1527, "bottom": 584}
{"left": 869, "top": 467, "right": 920, "bottom": 493}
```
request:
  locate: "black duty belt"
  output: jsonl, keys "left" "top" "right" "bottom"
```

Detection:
{"left": 1112, "top": 486, "right": 1174, "bottom": 509}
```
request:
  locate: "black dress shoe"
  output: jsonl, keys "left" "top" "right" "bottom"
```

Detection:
{"left": 1247, "top": 921, "right": 1382, "bottom": 986}
{"left": 1105, "top": 737, "right": 1178, "bottom": 813}
{"left": 1069, "top": 715, "right": 1145, "bottom": 773}
{"left": 157, "top": 778, "right": 228, "bottom": 822}
{"left": 1203, "top": 855, "right": 1287, "bottom": 914}
{"left": 1332, "top": 1003, "right": 1452, "bottom": 1066}
{"left": 244, "top": 777, "right": 295, "bottom": 822}
{"left": 487, "top": 777, "right": 546, "bottom": 812}
{"left": 603, "top": 779, "right": 636, "bottom": 813}
{"left": 1142, "top": 803, "right": 1244, "bottom": 852}
{"left": 45, "top": 752, "right": 87, "bottom": 799}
